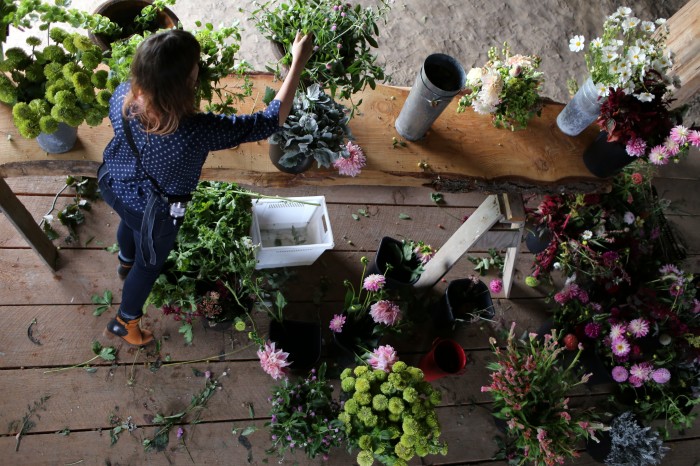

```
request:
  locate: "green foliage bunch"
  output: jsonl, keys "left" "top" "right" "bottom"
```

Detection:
{"left": 250, "top": 0, "right": 392, "bottom": 112}
{"left": 1, "top": 30, "right": 114, "bottom": 138}
{"left": 338, "top": 361, "right": 447, "bottom": 466}
{"left": 268, "top": 83, "right": 351, "bottom": 168}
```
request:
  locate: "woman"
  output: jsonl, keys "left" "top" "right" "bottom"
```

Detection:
{"left": 99, "top": 29, "right": 313, "bottom": 345}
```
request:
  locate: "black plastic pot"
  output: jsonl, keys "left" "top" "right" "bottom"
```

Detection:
{"left": 268, "top": 319, "right": 322, "bottom": 374}
{"left": 524, "top": 224, "right": 552, "bottom": 254}
{"left": 332, "top": 316, "right": 379, "bottom": 367}
{"left": 89, "top": 0, "right": 180, "bottom": 51}
{"left": 432, "top": 279, "right": 495, "bottom": 328}
{"left": 583, "top": 131, "right": 634, "bottom": 178}
{"left": 268, "top": 142, "right": 314, "bottom": 174}
{"left": 367, "top": 236, "right": 421, "bottom": 289}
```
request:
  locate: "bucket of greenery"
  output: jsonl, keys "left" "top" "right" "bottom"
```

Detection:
{"left": 88, "top": 0, "right": 180, "bottom": 51}
{"left": 338, "top": 348, "right": 448, "bottom": 465}
{"left": 250, "top": 0, "right": 392, "bottom": 115}
{"left": 266, "top": 84, "right": 359, "bottom": 175}
{"left": 146, "top": 181, "right": 267, "bottom": 344}
{"left": 367, "top": 237, "right": 435, "bottom": 289}
{"left": 265, "top": 363, "right": 345, "bottom": 462}
{"left": 0, "top": 5, "right": 119, "bottom": 152}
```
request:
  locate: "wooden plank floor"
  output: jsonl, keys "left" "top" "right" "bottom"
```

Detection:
{"left": 1, "top": 152, "right": 699, "bottom": 464}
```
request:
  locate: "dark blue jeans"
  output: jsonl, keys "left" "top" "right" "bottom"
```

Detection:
{"left": 98, "top": 165, "right": 179, "bottom": 319}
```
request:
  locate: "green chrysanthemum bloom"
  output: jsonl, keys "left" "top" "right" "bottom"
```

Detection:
{"left": 80, "top": 50, "right": 102, "bottom": 71}
{"left": 72, "top": 34, "right": 94, "bottom": 52}
{"left": 44, "top": 62, "right": 64, "bottom": 81}
{"left": 402, "top": 416, "right": 420, "bottom": 436}
{"left": 431, "top": 426, "right": 441, "bottom": 438}
{"left": 415, "top": 444, "right": 429, "bottom": 457}
{"left": 39, "top": 115, "right": 59, "bottom": 134}
{"left": 3, "top": 48, "right": 31, "bottom": 70}
{"left": 358, "top": 434, "right": 372, "bottom": 451}
{"left": 341, "top": 376, "right": 355, "bottom": 392}
{"left": 354, "top": 377, "right": 370, "bottom": 393}
{"left": 402, "top": 386, "right": 418, "bottom": 404}
{"left": 45, "top": 79, "right": 70, "bottom": 104}
{"left": 26, "top": 36, "right": 42, "bottom": 47}
{"left": 372, "top": 369, "right": 387, "bottom": 381}
{"left": 13, "top": 103, "right": 40, "bottom": 138}
{"left": 62, "top": 37, "right": 78, "bottom": 54}
{"left": 525, "top": 275, "right": 540, "bottom": 287}
{"left": 92, "top": 70, "right": 108, "bottom": 89}
{"left": 0, "top": 75, "right": 18, "bottom": 104}
{"left": 411, "top": 401, "right": 427, "bottom": 419}
{"left": 344, "top": 398, "right": 359, "bottom": 415}
{"left": 407, "top": 367, "right": 424, "bottom": 382}
{"left": 62, "top": 62, "right": 80, "bottom": 81}
{"left": 357, "top": 450, "right": 374, "bottom": 466}
{"left": 440, "top": 444, "right": 449, "bottom": 455}
{"left": 428, "top": 389, "right": 442, "bottom": 406}
{"left": 388, "top": 412, "right": 401, "bottom": 423}
{"left": 49, "top": 27, "right": 69, "bottom": 44}
{"left": 372, "top": 394, "right": 388, "bottom": 411}
{"left": 51, "top": 99, "right": 84, "bottom": 127}
{"left": 41, "top": 45, "right": 65, "bottom": 63}
{"left": 380, "top": 381, "right": 394, "bottom": 395}
{"left": 96, "top": 90, "right": 112, "bottom": 107}
{"left": 85, "top": 107, "right": 107, "bottom": 126}
{"left": 338, "top": 411, "right": 351, "bottom": 426}
{"left": 234, "top": 319, "right": 246, "bottom": 331}
{"left": 388, "top": 397, "right": 404, "bottom": 415}
{"left": 54, "top": 90, "right": 77, "bottom": 108}
{"left": 106, "top": 76, "right": 121, "bottom": 93}
{"left": 388, "top": 373, "right": 407, "bottom": 390}
{"left": 394, "top": 459, "right": 408, "bottom": 466}
{"left": 354, "top": 391, "right": 372, "bottom": 406}
{"left": 394, "top": 441, "right": 415, "bottom": 461}
{"left": 340, "top": 368, "right": 353, "bottom": 380}
{"left": 354, "top": 365, "right": 369, "bottom": 377}
{"left": 29, "top": 99, "right": 50, "bottom": 115}
{"left": 400, "top": 433, "right": 417, "bottom": 447}
{"left": 388, "top": 425, "right": 401, "bottom": 439}
{"left": 417, "top": 381, "right": 433, "bottom": 395}
{"left": 425, "top": 412, "right": 439, "bottom": 428}
{"left": 73, "top": 72, "right": 93, "bottom": 93}
{"left": 391, "top": 361, "right": 407, "bottom": 373}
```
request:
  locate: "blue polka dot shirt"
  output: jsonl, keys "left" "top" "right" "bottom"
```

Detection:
{"left": 102, "top": 81, "right": 282, "bottom": 212}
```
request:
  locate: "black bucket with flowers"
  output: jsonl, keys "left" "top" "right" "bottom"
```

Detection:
{"left": 367, "top": 236, "right": 435, "bottom": 289}
{"left": 268, "top": 318, "right": 322, "bottom": 375}
{"left": 432, "top": 277, "right": 495, "bottom": 328}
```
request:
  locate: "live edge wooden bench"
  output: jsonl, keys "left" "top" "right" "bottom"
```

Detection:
{"left": 0, "top": 73, "right": 606, "bottom": 298}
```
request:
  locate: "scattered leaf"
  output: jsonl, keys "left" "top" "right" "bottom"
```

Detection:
{"left": 241, "top": 426, "right": 257, "bottom": 436}
{"left": 352, "top": 213, "right": 360, "bottom": 221}
{"left": 398, "top": 213, "right": 411, "bottom": 220}
{"left": 430, "top": 192, "right": 444, "bottom": 204}
{"left": 106, "top": 243, "right": 120, "bottom": 253}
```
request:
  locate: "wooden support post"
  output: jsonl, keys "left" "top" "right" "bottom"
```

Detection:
{"left": 666, "top": 0, "right": 700, "bottom": 107}
{"left": 0, "top": 177, "right": 59, "bottom": 271}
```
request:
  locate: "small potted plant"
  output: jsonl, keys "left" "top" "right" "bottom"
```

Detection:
{"left": 482, "top": 323, "right": 605, "bottom": 465}
{"left": 266, "top": 83, "right": 366, "bottom": 176}
{"left": 249, "top": 0, "right": 392, "bottom": 114}
{"left": 368, "top": 237, "right": 435, "bottom": 288}
{"left": 457, "top": 43, "right": 543, "bottom": 130}
{"left": 338, "top": 355, "right": 448, "bottom": 466}
{"left": 587, "top": 411, "right": 667, "bottom": 465}
{"left": 265, "top": 363, "right": 345, "bottom": 461}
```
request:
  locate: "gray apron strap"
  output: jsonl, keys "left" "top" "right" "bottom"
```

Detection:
{"left": 141, "top": 192, "right": 161, "bottom": 266}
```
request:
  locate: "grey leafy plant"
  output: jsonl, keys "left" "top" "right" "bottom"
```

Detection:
{"left": 268, "top": 83, "right": 351, "bottom": 169}
{"left": 605, "top": 411, "right": 668, "bottom": 466}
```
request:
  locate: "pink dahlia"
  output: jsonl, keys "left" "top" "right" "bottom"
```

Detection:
{"left": 489, "top": 279, "right": 503, "bottom": 294}
{"left": 366, "top": 344, "right": 398, "bottom": 372}
{"left": 363, "top": 274, "right": 386, "bottom": 292}
{"left": 329, "top": 314, "right": 346, "bottom": 333}
{"left": 611, "top": 366, "right": 629, "bottom": 383}
{"left": 688, "top": 130, "right": 700, "bottom": 147}
{"left": 648, "top": 145, "right": 669, "bottom": 165}
{"left": 651, "top": 368, "right": 671, "bottom": 384}
{"left": 663, "top": 138, "right": 680, "bottom": 156}
{"left": 669, "top": 125, "right": 689, "bottom": 145}
{"left": 629, "top": 362, "right": 653, "bottom": 382}
{"left": 334, "top": 141, "right": 366, "bottom": 177}
{"left": 257, "top": 341, "right": 291, "bottom": 380}
{"left": 609, "top": 323, "right": 627, "bottom": 341}
{"left": 369, "top": 300, "right": 402, "bottom": 326}
{"left": 611, "top": 337, "right": 631, "bottom": 357}
{"left": 628, "top": 318, "right": 649, "bottom": 338}
{"left": 626, "top": 137, "right": 647, "bottom": 157}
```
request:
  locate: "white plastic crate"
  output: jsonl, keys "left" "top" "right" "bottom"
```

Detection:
{"left": 250, "top": 196, "right": 334, "bottom": 269}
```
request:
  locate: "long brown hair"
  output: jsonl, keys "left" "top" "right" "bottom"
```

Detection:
{"left": 122, "top": 29, "right": 201, "bottom": 135}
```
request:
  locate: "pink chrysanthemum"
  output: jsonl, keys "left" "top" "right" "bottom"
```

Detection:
{"left": 628, "top": 375, "right": 644, "bottom": 387}
{"left": 625, "top": 137, "right": 647, "bottom": 157}
{"left": 366, "top": 344, "right": 398, "bottom": 372}
{"left": 611, "top": 366, "right": 629, "bottom": 383}
{"left": 628, "top": 318, "right": 649, "bottom": 338}
{"left": 651, "top": 368, "right": 671, "bottom": 384}
{"left": 363, "top": 274, "right": 386, "bottom": 292}
{"left": 611, "top": 337, "right": 631, "bottom": 357}
{"left": 257, "top": 341, "right": 291, "bottom": 380}
{"left": 688, "top": 130, "right": 700, "bottom": 147}
{"left": 659, "top": 263, "right": 683, "bottom": 277}
{"left": 648, "top": 145, "right": 669, "bottom": 165}
{"left": 663, "top": 138, "right": 680, "bottom": 156}
{"left": 669, "top": 125, "right": 689, "bottom": 145}
{"left": 489, "top": 279, "right": 503, "bottom": 294}
{"left": 369, "top": 300, "right": 402, "bottom": 326}
{"left": 329, "top": 314, "right": 346, "bottom": 333}
{"left": 584, "top": 322, "right": 602, "bottom": 339}
{"left": 334, "top": 141, "right": 366, "bottom": 177}
{"left": 630, "top": 362, "right": 653, "bottom": 382}
{"left": 609, "top": 323, "right": 627, "bottom": 341}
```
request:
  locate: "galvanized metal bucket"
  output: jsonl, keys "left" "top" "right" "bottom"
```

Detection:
{"left": 395, "top": 54, "right": 466, "bottom": 141}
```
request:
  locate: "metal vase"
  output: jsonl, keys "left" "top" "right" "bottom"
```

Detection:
{"left": 36, "top": 123, "right": 78, "bottom": 154}
{"left": 556, "top": 77, "right": 601, "bottom": 136}
{"left": 395, "top": 54, "right": 466, "bottom": 141}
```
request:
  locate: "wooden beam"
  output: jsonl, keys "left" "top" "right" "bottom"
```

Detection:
{"left": 666, "top": 0, "right": 700, "bottom": 107}
{"left": 0, "top": 177, "right": 58, "bottom": 271}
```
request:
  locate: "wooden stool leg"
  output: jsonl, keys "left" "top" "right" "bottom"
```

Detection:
{"left": 0, "top": 177, "right": 59, "bottom": 271}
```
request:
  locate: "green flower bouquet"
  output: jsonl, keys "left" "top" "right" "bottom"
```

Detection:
{"left": 338, "top": 361, "right": 448, "bottom": 466}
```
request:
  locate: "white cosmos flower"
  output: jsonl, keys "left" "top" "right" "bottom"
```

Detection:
{"left": 590, "top": 37, "right": 604, "bottom": 48}
{"left": 581, "top": 230, "right": 593, "bottom": 240}
{"left": 609, "top": 62, "right": 621, "bottom": 74}
{"left": 616, "top": 6, "right": 632, "bottom": 16}
{"left": 622, "top": 17, "right": 640, "bottom": 31}
{"left": 616, "top": 39, "right": 624, "bottom": 47}
{"left": 618, "top": 68, "right": 632, "bottom": 82}
{"left": 595, "top": 82, "right": 609, "bottom": 97}
{"left": 569, "top": 35, "right": 585, "bottom": 52}
{"left": 641, "top": 21, "right": 655, "bottom": 33}
{"left": 655, "top": 18, "right": 667, "bottom": 25}
{"left": 627, "top": 46, "right": 646, "bottom": 65}
{"left": 602, "top": 50, "right": 619, "bottom": 63}
{"left": 635, "top": 92, "right": 654, "bottom": 102}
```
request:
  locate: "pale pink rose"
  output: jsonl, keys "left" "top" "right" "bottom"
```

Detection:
{"left": 363, "top": 274, "right": 386, "bottom": 292}
{"left": 329, "top": 314, "right": 346, "bottom": 333}
{"left": 257, "top": 341, "right": 291, "bottom": 380}
{"left": 366, "top": 344, "right": 398, "bottom": 372}
{"left": 369, "top": 300, "right": 402, "bottom": 326}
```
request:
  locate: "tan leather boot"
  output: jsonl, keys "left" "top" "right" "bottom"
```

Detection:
{"left": 104, "top": 315, "right": 154, "bottom": 346}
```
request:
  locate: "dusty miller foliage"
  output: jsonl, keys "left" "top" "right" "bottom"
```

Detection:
{"left": 606, "top": 411, "right": 668, "bottom": 466}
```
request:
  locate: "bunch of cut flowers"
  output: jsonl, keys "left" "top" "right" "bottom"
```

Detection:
{"left": 458, "top": 43, "right": 543, "bottom": 130}
{"left": 482, "top": 323, "right": 605, "bottom": 466}
{"left": 265, "top": 363, "right": 345, "bottom": 461}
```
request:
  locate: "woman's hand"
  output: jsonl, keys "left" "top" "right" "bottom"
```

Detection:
{"left": 275, "top": 32, "right": 315, "bottom": 125}
{"left": 290, "top": 31, "right": 314, "bottom": 68}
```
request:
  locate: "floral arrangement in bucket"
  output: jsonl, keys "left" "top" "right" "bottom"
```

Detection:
{"left": 337, "top": 355, "right": 448, "bottom": 466}
{"left": 266, "top": 84, "right": 366, "bottom": 175}
{"left": 370, "top": 237, "right": 436, "bottom": 286}
{"left": 599, "top": 411, "right": 668, "bottom": 466}
{"left": 265, "top": 363, "right": 345, "bottom": 461}
{"left": 250, "top": 0, "right": 392, "bottom": 113}
{"left": 482, "top": 323, "right": 605, "bottom": 466}
{"left": 457, "top": 43, "right": 543, "bottom": 130}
